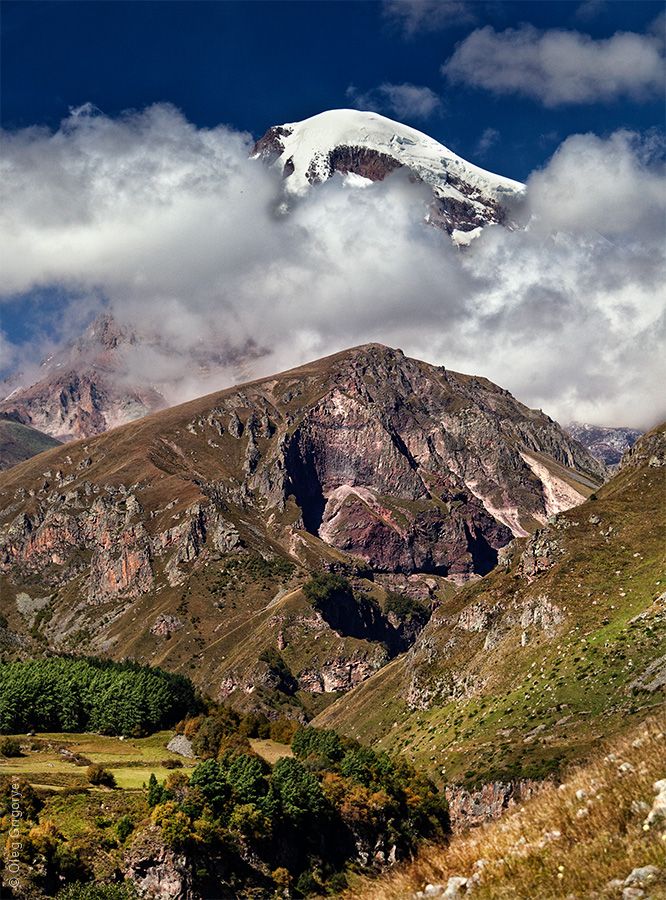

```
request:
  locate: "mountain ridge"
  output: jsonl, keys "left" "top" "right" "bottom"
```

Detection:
{"left": 0, "top": 343, "right": 604, "bottom": 716}
{"left": 0, "top": 417, "right": 61, "bottom": 471}
{"left": 0, "top": 313, "right": 258, "bottom": 444}
{"left": 566, "top": 421, "right": 643, "bottom": 468}
{"left": 0, "top": 314, "right": 167, "bottom": 442}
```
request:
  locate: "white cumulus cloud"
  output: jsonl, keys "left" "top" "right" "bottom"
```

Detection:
{"left": 443, "top": 24, "right": 665, "bottom": 106}
{"left": 0, "top": 104, "right": 664, "bottom": 429}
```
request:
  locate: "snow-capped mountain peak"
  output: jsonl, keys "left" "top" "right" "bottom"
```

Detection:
{"left": 253, "top": 108, "right": 524, "bottom": 236}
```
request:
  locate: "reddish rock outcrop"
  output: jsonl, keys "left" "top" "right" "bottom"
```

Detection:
{"left": 445, "top": 780, "right": 544, "bottom": 832}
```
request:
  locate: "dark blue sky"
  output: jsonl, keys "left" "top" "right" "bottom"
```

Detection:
{"left": 2, "top": 0, "right": 664, "bottom": 182}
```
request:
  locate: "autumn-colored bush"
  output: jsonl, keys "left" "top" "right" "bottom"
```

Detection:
{"left": 269, "top": 716, "right": 299, "bottom": 744}
{"left": 182, "top": 715, "right": 204, "bottom": 738}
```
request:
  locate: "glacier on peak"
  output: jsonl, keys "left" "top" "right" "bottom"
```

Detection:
{"left": 252, "top": 108, "right": 524, "bottom": 235}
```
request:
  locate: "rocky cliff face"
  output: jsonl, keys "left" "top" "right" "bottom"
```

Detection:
{"left": 315, "top": 424, "right": 665, "bottom": 786}
{"left": 445, "top": 780, "right": 543, "bottom": 832}
{"left": 284, "top": 346, "right": 603, "bottom": 563}
{"left": 0, "top": 344, "right": 604, "bottom": 707}
{"left": 618, "top": 425, "right": 665, "bottom": 471}
{"left": 124, "top": 827, "right": 194, "bottom": 899}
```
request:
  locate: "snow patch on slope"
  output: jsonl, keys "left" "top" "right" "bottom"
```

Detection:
{"left": 263, "top": 109, "right": 524, "bottom": 200}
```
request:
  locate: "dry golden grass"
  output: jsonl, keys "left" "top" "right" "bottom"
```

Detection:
{"left": 249, "top": 738, "right": 294, "bottom": 764}
{"left": 349, "top": 715, "right": 666, "bottom": 899}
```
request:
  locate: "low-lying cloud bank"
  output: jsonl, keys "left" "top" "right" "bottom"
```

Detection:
{"left": 1, "top": 104, "right": 664, "bottom": 428}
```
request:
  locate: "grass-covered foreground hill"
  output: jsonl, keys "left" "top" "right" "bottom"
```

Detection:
{"left": 316, "top": 425, "right": 666, "bottom": 787}
{"left": 349, "top": 714, "right": 666, "bottom": 900}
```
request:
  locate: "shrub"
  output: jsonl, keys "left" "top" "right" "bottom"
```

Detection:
{"left": 239, "top": 711, "right": 271, "bottom": 739}
{"left": 295, "top": 869, "right": 321, "bottom": 897}
{"left": 165, "top": 770, "right": 190, "bottom": 802}
{"left": 116, "top": 816, "right": 134, "bottom": 843}
{"left": 384, "top": 591, "right": 430, "bottom": 627}
{"left": 193, "top": 815, "right": 225, "bottom": 846}
{"left": 302, "top": 573, "right": 353, "bottom": 609}
{"left": 86, "top": 765, "right": 116, "bottom": 788}
{"left": 217, "top": 732, "right": 252, "bottom": 760}
{"left": 182, "top": 715, "right": 204, "bottom": 738}
{"left": 269, "top": 717, "right": 299, "bottom": 744}
{"left": 191, "top": 708, "right": 241, "bottom": 758}
{"left": 327, "top": 871, "right": 348, "bottom": 893}
{"left": 228, "top": 802, "right": 272, "bottom": 841}
{"left": 0, "top": 736, "right": 22, "bottom": 757}
{"left": 272, "top": 867, "right": 292, "bottom": 892}
{"left": 0, "top": 776, "right": 42, "bottom": 820}
{"left": 152, "top": 801, "right": 195, "bottom": 850}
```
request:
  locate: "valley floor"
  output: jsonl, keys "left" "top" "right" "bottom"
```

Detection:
{"left": 0, "top": 731, "right": 290, "bottom": 791}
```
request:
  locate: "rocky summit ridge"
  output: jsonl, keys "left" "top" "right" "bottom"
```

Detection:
{"left": 0, "top": 344, "right": 605, "bottom": 710}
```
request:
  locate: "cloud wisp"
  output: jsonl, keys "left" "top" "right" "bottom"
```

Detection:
{"left": 475, "top": 127, "right": 500, "bottom": 159}
{"left": 346, "top": 82, "right": 441, "bottom": 120}
{"left": 383, "top": 0, "right": 476, "bottom": 37}
{"left": 443, "top": 24, "right": 665, "bottom": 106}
{"left": 1, "top": 104, "right": 664, "bottom": 428}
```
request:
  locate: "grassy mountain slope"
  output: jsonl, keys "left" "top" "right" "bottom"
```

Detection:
{"left": 316, "top": 425, "right": 666, "bottom": 785}
{"left": 348, "top": 714, "right": 666, "bottom": 899}
{"left": 0, "top": 418, "right": 61, "bottom": 471}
